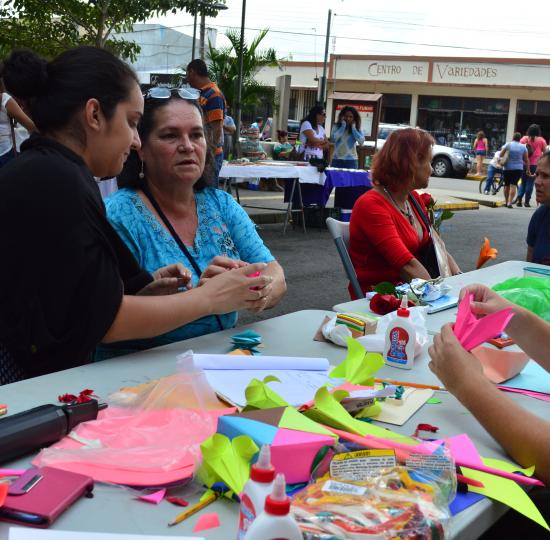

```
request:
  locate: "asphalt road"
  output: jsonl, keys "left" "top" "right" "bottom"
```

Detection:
{"left": 238, "top": 177, "right": 536, "bottom": 327}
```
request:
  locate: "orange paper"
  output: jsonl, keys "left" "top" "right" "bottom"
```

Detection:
{"left": 472, "top": 346, "right": 529, "bottom": 384}
{"left": 476, "top": 237, "right": 498, "bottom": 269}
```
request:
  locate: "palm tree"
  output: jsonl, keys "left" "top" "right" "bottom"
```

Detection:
{"left": 206, "top": 29, "right": 282, "bottom": 113}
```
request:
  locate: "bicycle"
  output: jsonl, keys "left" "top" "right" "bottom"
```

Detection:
{"left": 478, "top": 169, "right": 505, "bottom": 195}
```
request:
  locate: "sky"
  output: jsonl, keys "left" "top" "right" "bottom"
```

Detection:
{"left": 147, "top": 0, "right": 550, "bottom": 62}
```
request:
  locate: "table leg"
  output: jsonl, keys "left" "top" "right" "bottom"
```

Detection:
{"left": 296, "top": 181, "right": 306, "bottom": 234}
{"left": 283, "top": 178, "right": 297, "bottom": 234}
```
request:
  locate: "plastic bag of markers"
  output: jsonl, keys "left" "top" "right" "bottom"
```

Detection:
{"left": 291, "top": 442, "right": 455, "bottom": 539}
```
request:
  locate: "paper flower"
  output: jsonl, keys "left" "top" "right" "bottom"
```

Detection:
{"left": 476, "top": 237, "right": 498, "bottom": 269}
{"left": 369, "top": 294, "right": 414, "bottom": 315}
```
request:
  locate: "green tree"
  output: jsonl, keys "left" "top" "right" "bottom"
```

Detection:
{"left": 206, "top": 29, "right": 282, "bottom": 113}
{"left": 0, "top": 0, "right": 226, "bottom": 60}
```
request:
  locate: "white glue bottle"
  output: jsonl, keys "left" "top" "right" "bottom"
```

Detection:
{"left": 244, "top": 473, "right": 302, "bottom": 540}
{"left": 384, "top": 296, "right": 416, "bottom": 370}
{"left": 237, "top": 444, "right": 275, "bottom": 540}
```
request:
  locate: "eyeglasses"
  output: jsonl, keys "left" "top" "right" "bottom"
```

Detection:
{"left": 143, "top": 87, "right": 200, "bottom": 101}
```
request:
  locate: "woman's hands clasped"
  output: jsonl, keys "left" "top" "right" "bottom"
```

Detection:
{"left": 138, "top": 263, "right": 193, "bottom": 296}
{"left": 199, "top": 262, "right": 273, "bottom": 315}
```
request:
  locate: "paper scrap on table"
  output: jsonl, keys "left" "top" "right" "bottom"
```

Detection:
{"left": 499, "top": 360, "right": 550, "bottom": 395}
{"left": 244, "top": 375, "right": 289, "bottom": 410}
{"left": 464, "top": 466, "right": 549, "bottom": 531}
{"left": 194, "top": 353, "right": 329, "bottom": 371}
{"left": 449, "top": 491, "right": 485, "bottom": 516}
{"left": 329, "top": 337, "right": 384, "bottom": 385}
{"left": 199, "top": 433, "right": 258, "bottom": 497}
{"left": 453, "top": 293, "right": 514, "bottom": 351}
{"left": 472, "top": 346, "right": 529, "bottom": 384}
{"left": 137, "top": 488, "right": 165, "bottom": 504}
{"left": 204, "top": 369, "right": 329, "bottom": 408}
{"left": 193, "top": 512, "right": 221, "bottom": 532}
{"left": 8, "top": 531, "right": 202, "bottom": 540}
{"left": 426, "top": 397, "right": 442, "bottom": 404}
{"left": 373, "top": 388, "right": 434, "bottom": 426}
{"left": 497, "top": 386, "right": 550, "bottom": 402}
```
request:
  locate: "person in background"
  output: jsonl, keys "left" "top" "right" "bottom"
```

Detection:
{"left": 250, "top": 116, "right": 263, "bottom": 131}
{"left": 483, "top": 149, "right": 502, "bottom": 195}
{"left": 501, "top": 132, "right": 529, "bottom": 208}
{"left": 349, "top": 128, "right": 460, "bottom": 298}
{"left": 0, "top": 78, "right": 35, "bottom": 168}
{"left": 0, "top": 46, "right": 272, "bottom": 384}
{"left": 100, "top": 91, "right": 286, "bottom": 358}
{"left": 330, "top": 105, "right": 365, "bottom": 169}
{"left": 273, "top": 129, "right": 293, "bottom": 161}
{"left": 241, "top": 127, "right": 266, "bottom": 161}
{"left": 518, "top": 124, "right": 547, "bottom": 207}
{"left": 526, "top": 151, "right": 550, "bottom": 265}
{"left": 472, "top": 130, "right": 489, "bottom": 176}
{"left": 429, "top": 284, "right": 550, "bottom": 539}
{"left": 223, "top": 109, "right": 236, "bottom": 159}
{"left": 298, "top": 105, "right": 329, "bottom": 161}
{"left": 186, "top": 58, "right": 226, "bottom": 186}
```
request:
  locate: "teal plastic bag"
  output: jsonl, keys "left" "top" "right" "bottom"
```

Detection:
{"left": 493, "top": 277, "right": 550, "bottom": 322}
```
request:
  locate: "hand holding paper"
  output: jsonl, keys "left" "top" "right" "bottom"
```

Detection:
{"left": 453, "top": 293, "right": 514, "bottom": 351}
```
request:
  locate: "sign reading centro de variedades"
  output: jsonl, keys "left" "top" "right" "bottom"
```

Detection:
{"left": 332, "top": 58, "right": 550, "bottom": 88}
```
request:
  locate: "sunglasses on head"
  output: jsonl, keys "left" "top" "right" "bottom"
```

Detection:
{"left": 143, "top": 87, "right": 200, "bottom": 101}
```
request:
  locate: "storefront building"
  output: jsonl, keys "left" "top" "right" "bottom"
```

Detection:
{"left": 258, "top": 56, "right": 550, "bottom": 152}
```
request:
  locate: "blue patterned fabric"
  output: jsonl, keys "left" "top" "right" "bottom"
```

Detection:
{"left": 97, "top": 187, "right": 274, "bottom": 359}
{"left": 331, "top": 122, "right": 365, "bottom": 160}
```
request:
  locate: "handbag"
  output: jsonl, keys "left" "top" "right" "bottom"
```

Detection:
{"left": 408, "top": 195, "right": 452, "bottom": 279}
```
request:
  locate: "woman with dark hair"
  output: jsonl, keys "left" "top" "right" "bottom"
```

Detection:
{"left": 98, "top": 88, "right": 286, "bottom": 358}
{"left": 472, "top": 130, "right": 489, "bottom": 175}
{"left": 518, "top": 124, "right": 547, "bottom": 207}
{"left": 0, "top": 47, "right": 274, "bottom": 383}
{"left": 330, "top": 106, "right": 364, "bottom": 169}
{"left": 349, "top": 128, "right": 460, "bottom": 297}
{"left": 501, "top": 132, "right": 529, "bottom": 208}
{"left": 298, "top": 105, "right": 329, "bottom": 160}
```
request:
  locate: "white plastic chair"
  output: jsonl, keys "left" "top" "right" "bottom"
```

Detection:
{"left": 326, "top": 217, "right": 364, "bottom": 300}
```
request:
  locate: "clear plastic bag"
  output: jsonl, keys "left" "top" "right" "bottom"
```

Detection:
{"left": 292, "top": 441, "right": 455, "bottom": 539}
{"left": 33, "top": 351, "right": 233, "bottom": 486}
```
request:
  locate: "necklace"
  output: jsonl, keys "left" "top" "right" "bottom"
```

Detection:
{"left": 384, "top": 188, "right": 414, "bottom": 225}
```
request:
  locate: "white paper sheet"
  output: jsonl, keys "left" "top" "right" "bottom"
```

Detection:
{"left": 9, "top": 531, "right": 201, "bottom": 540}
{"left": 194, "top": 354, "right": 329, "bottom": 371}
{"left": 204, "top": 369, "right": 330, "bottom": 407}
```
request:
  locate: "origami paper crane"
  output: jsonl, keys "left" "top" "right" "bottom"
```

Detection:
{"left": 216, "top": 407, "right": 336, "bottom": 484}
{"left": 199, "top": 433, "right": 259, "bottom": 498}
{"left": 476, "top": 237, "right": 498, "bottom": 269}
{"left": 453, "top": 293, "right": 514, "bottom": 351}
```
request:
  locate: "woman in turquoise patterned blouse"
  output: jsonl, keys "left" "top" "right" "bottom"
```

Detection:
{"left": 98, "top": 91, "right": 286, "bottom": 358}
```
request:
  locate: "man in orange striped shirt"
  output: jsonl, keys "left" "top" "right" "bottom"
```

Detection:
{"left": 186, "top": 59, "right": 226, "bottom": 186}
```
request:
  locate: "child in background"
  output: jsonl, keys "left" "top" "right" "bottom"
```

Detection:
{"left": 241, "top": 128, "right": 266, "bottom": 161}
{"left": 273, "top": 130, "right": 294, "bottom": 161}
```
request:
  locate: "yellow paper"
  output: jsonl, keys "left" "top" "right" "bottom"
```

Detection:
{"left": 464, "top": 466, "right": 549, "bottom": 531}
{"left": 329, "top": 337, "right": 384, "bottom": 386}
{"left": 243, "top": 375, "right": 289, "bottom": 410}
{"left": 482, "top": 457, "right": 535, "bottom": 477}
{"left": 199, "top": 433, "right": 259, "bottom": 497}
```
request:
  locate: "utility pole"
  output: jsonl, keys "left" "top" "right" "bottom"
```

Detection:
{"left": 191, "top": 5, "right": 198, "bottom": 60}
{"left": 234, "top": 0, "right": 246, "bottom": 157}
{"left": 319, "top": 9, "right": 332, "bottom": 106}
{"left": 199, "top": 10, "right": 206, "bottom": 60}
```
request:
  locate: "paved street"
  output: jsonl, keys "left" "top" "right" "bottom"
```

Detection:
{"left": 238, "top": 177, "right": 537, "bottom": 327}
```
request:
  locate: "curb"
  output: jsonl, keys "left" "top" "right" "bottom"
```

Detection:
{"left": 450, "top": 195, "right": 505, "bottom": 208}
{"left": 435, "top": 201, "right": 479, "bottom": 211}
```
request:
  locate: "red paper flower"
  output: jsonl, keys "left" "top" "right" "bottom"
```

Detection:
{"left": 370, "top": 294, "right": 415, "bottom": 315}
{"left": 58, "top": 389, "right": 97, "bottom": 404}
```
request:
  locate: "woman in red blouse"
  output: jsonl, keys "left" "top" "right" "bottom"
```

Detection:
{"left": 349, "top": 128, "right": 460, "bottom": 298}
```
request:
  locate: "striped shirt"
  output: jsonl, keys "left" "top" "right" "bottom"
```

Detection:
{"left": 199, "top": 82, "right": 226, "bottom": 155}
{"left": 331, "top": 122, "right": 365, "bottom": 160}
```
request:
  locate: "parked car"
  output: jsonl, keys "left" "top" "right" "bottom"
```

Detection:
{"left": 364, "top": 123, "right": 471, "bottom": 178}
{"left": 260, "top": 117, "right": 301, "bottom": 141}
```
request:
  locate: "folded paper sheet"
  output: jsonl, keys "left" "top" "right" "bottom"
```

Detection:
{"left": 329, "top": 337, "right": 384, "bottom": 385}
{"left": 373, "top": 387, "right": 434, "bottom": 426}
{"left": 244, "top": 376, "right": 289, "bottom": 410}
{"left": 471, "top": 346, "right": 529, "bottom": 384}
{"left": 453, "top": 293, "right": 514, "bottom": 351}
{"left": 194, "top": 354, "right": 329, "bottom": 371}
